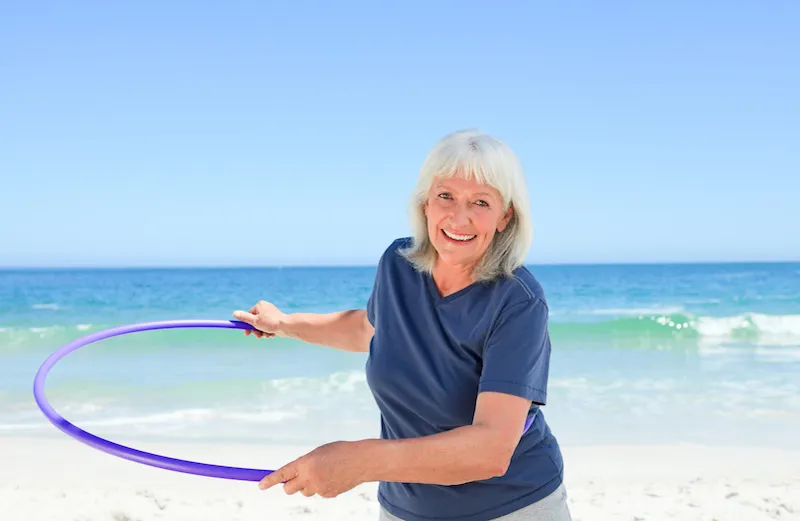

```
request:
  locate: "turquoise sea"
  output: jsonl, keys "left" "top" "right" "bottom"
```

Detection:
{"left": 2, "top": 262, "right": 799, "bottom": 449}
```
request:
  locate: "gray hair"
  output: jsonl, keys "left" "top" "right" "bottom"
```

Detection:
{"left": 399, "top": 129, "right": 534, "bottom": 282}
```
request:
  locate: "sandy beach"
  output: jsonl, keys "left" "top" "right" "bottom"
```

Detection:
{"left": 1, "top": 437, "right": 797, "bottom": 521}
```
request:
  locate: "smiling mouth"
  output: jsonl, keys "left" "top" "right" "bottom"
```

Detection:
{"left": 442, "top": 229, "right": 477, "bottom": 242}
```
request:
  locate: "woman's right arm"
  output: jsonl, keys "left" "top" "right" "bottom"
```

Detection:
{"left": 233, "top": 301, "right": 374, "bottom": 353}
{"left": 281, "top": 309, "right": 373, "bottom": 352}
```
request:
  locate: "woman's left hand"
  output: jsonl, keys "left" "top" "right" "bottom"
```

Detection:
{"left": 258, "top": 440, "right": 370, "bottom": 498}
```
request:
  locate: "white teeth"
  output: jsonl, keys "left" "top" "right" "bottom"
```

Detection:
{"left": 443, "top": 230, "right": 476, "bottom": 241}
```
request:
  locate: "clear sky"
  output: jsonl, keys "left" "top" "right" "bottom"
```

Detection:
{"left": 2, "top": 1, "right": 798, "bottom": 267}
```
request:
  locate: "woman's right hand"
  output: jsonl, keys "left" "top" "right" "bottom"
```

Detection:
{"left": 233, "top": 300, "right": 288, "bottom": 339}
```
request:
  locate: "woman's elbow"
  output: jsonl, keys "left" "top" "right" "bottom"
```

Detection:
{"left": 487, "top": 453, "right": 514, "bottom": 478}
{"left": 443, "top": 447, "right": 513, "bottom": 485}
{"left": 476, "top": 444, "right": 515, "bottom": 480}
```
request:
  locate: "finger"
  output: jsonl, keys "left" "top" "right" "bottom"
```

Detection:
{"left": 233, "top": 310, "right": 257, "bottom": 325}
{"left": 300, "top": 486, "right": 314, "bottom": 497}
{"left": 245, "top": 330, "right": 251, "bottom": 336}
{"left": 258, "top": 465, "right": 294, "bottom": 490}
{"left": 283, "top": 477, "right": 306, "bottom": 495}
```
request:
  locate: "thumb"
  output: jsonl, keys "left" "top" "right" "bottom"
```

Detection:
{"left": 259, "top": 462, "right": 295, "bottom": 490}
{"left": 233, "top": 310, "right": 257, "bottom": 325}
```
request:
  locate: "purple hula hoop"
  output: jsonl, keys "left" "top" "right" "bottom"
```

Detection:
{"left": 33, "top": 318, "right": 536, "bottom": 481}
{"left": 32, "top": 319, "right": 273, "bottom": 482}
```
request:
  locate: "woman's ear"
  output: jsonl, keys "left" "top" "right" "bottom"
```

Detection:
{"left": 498, "top": 205, "right": 513, "bottom": 232}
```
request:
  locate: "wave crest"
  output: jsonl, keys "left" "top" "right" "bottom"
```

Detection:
{"left": 551, "top": 312, "right": 800, "bottom": 347}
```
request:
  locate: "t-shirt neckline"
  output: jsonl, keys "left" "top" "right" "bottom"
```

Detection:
{"left": 424, "top": 272, "right": 482, "bottom": 304}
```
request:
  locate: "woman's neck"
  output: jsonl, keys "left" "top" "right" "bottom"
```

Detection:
{"left": 430, "top": 260, "right": 475, "bottom": 297}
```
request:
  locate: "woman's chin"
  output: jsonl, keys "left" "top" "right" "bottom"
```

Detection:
{"left": 434, "top": 249, "right": 478, "bottom": 270}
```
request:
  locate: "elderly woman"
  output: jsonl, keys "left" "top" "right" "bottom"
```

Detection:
{"left": 233, "top": 129, "right": 571, "bottom": 521}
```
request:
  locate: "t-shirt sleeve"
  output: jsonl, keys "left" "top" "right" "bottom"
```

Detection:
{"left": 478, "top": 298, "right": 551, "bottom": 405}
{"left": 367, "top": 277, "right": 378, "bottom": 327}
{"left": 366, "top": 248, "right": 387, "bottom": 327}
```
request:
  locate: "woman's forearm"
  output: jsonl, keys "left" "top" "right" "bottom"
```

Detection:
{"left": 357, "top": 425, "right": 513, "bottom": 486}
{"left": 280, "top": 309, "right": 373, "bottom": 352}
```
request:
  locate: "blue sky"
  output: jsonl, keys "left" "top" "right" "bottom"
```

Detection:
{"left": 2, "top": 1, "right": 798, "bottom": 267}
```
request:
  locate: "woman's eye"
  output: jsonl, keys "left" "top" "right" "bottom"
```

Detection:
{"left": 475, "top": 199, "right": 489, "bottom": 207}
{"left": 437, "top": 192, "right": 452, "bottom": 200}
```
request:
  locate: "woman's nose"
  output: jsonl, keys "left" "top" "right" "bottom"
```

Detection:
{"left": 448, "top": 204, "right": 471, "bottom": 228}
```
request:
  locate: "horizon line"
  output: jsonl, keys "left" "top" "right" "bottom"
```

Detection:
{"left": 1, "top": 258, "right": 798, "bottom": 270}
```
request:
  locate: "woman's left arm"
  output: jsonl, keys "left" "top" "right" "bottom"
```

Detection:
{"left": 257, "top": 392, "right": 530, "bottom": 497}
{"left": 361, "top": 391, "right": 531, "bottom": 485}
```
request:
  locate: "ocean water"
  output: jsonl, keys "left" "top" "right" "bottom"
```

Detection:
{"left": 2, "top": 262, "right": 799, "bottom": 450}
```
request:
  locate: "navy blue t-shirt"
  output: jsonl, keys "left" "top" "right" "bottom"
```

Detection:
{"left": 365, "top": 238, "right": 564, "bottom": 521}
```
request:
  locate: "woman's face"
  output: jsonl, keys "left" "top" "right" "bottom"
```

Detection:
{"left": 424, "top": 175, "right": 513, "bottom": 273}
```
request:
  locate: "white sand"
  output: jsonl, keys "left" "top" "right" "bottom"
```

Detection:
{"left": 1, "top": 437, "right": 799, "bottom": 520}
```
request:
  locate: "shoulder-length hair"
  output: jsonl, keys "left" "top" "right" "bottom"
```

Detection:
{"left": 399, "top": 129, "right": 534, "bottom": 282}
